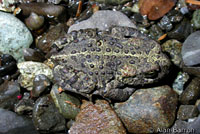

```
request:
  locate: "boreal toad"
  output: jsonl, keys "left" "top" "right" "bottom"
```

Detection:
{"left": 50, "top": 26, "right": 170, "bottom": 101}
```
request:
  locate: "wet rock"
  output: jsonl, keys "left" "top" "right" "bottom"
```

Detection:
{"left": 179, "top": 77, "right": 200, "bottom": 104}
{"left": 0, "top": 54, "right": 17, "bottom": 77}
{"left": 139, "top": 0, "right": 176, "bottom": 20}
{"left": 0, "top": 81, "right": 20, "bottom": 110}
{"left": 195, "top": 99, "right": 200, "bottom": 112}
{"left": 23, "top": 48, "right": 46, "bottom": 62}
{"left": 32, "top": 74, "right": 51, "bottom": 97}
{"left": 69, "top": 100, "right": 126, "bottom": 134}
{"left": 0, "top": 0, "right": 16, "bottom": 12}
{"left": 192, "top": 9, "right": 200, "bottom": 29}
{"left": 149, "top": 24, "right": 164, "bottom": 40}
{"left": 19, "top": 3, "right": 67, "bottom": 22}
{"left": 161, "top": 39, "right": 182, "bottom": 67}
{"left": 167, "top": 10, "right": 183, "bottom": 23}
{"left": 14, "top": 93, "right": 34, "bottom": 115}
{"left": 158, "top": 15, "right": 173, "bottom": 31}
{"left": 0, "top": 108, "right": 38, "bottom": 134}
{"left": 25, "top": 12, "right": 45, "bottom": 30}
{"left": 172, "top": 72, "right": 190, "bottom": 95}
{"left": 17, "top": 61, "right": 53, "bottom": 91}
{"left": 114, "top": 85, "right": 178, "bottom": 134}
{"left": 33, "top": 95, "right": 66, "bottom": 133}
{"left": 68, "top": 10, "right": 136, "bottom": 33}
{"left": 181, "top": 31, "right": 200, "bottom": 66}
{"left": 0, "top": 11, "right": 33, "bottom": 62}
{"left": 168, "top": 18, "right": 193, "bottom": 40}
{"left": 48, "top": 0, "right": 62, "bottom": 4}
{"left": 170, "top": 115, "right": 200, "bottom": 134}
{"left": 170, "top": 120, "right": 193, "bottom": 134}
{"left": 50, "top": 84, "right": 80, "bottom": 119}
{"left": 66, "top": 119, "right": 75, "bottom": 129}
{"left": 183, "top": 66, "right": 200, "bottom": 77}
{"left": 177, "top": 105, "right": 199, "bottom": 120}
{"left": 92, "top": 0, "right": 131, "bottom": 5}
{"left": 36, "top": 23, "right": 67, "bottom": 54}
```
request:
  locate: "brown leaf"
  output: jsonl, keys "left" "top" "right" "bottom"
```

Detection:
{"left": 139, "top": 0, "right": 175, "bottom": 20}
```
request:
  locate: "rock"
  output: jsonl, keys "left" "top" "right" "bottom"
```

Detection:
{"left": 68, "top": 10, "right": 136, "bottom": 33}
{"left": 158, "top": 15, "right": 173, "bottom": 31}
{"left": 0, "top": 11, "right": 33, "bottom": 62}
{"left": 170, "top": 115, "right": 200, "bottom": 134}
{"left": 139, "top": 0, "right": 176, "bottom": 20}
{"left": 195, "top": 99, "right": 200, "bottom": 112}
{"left": 0, "top": 81, "right": 20, "bottom": 110}
{"left": 69, "top": 100, "right": 126, "bottom": 134}
{"left": 183, "top": 66, "right": 200, "bottom": 77}
{"left": 48, "top": 0, "right": 62, "bottom": 4}
{"left": 177, "top": 105, "right": 199, "bottom": 120}
{"left": 161, "top": 39, "right": 182, "bottom": 67}
{"left": 0, "top": 0, "right": 16, "bottom": 12}
{"left": 66, "top": 119, "right": 75, "bottom": 129}
{"left": 23, "top": 48, "right": 46, "bottom": 62}
{"left": 25, "top": 12, "right": 45, "bottom": 30}
{"left": 114, "top": 85, "right": 178, "bottom": 134}
{"left": 192, "top": 9, "right": 200, "bottom": 29}
{"left": 92, "top": 0, "right": 131, "bottom": 5}
{"left": 50, "top": 84, "right": 80, "bottom": 119}
{"left": 169, "top": 120, "right": 192, "bottom": 134}
{"left": 19, "top": 3, "right": 66, "bottom": 22}
{"left": 17, "top": 61, "right": 53, "bottom": 91}
{"left": 0, "top": 54, "right": 17, "bottom": 77}
{"left": 0, "top": 108, "right": 38, "bottom": 134}
{"left": 32, "top": 95, "right": 66, "bottom": 133}
{"left": 14, "top": 92, "right": 34, "bottom": 115}
{"left": 168, "top": 18, "right": 193, "bottom": 41}
{"left": 182, "top": 31, "right": 200, "bottom": 66}
{"left": 167, "top": 10, "right": 183, "bottom": 23}
{"left": 36, "top": 23, "right": 67, "bottom": 54}
{"left": 149, "top": 24, "right": 164, "bottom": 40}
{"left": 32, "top": 74, "right": 51, "bottom": 97}
{"left": 172, "top": 72, "right": 190, "bottom": 95}
{"left": 179, "top": 77, "right": 200, "bottom": 104}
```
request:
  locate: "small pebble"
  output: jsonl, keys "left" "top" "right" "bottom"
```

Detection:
{"left": 172, "top": 72, "right": 190, "bottom": 95}
{"left": 177, "top": 105, "right": 199, "bottom": 120}
{"left": 17, "top": 61, "right": 53, "bottom": 91}
{"left": 32, "top": 74, "right": 51, "bottom": 97}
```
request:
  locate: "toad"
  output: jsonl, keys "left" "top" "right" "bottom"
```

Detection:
{"left": 50, "top": 26, "right": 170, "bottom": 101}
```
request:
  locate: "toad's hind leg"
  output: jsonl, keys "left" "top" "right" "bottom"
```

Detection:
{"left": 53, "top": 65, "right": 97, "bottom": 98}
{"left": 94, "top": 80, "right": 135, "bottom": 101}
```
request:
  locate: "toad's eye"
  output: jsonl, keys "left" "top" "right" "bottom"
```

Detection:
{"left": 144, "top": 70, "right": 159, "bottom": 79}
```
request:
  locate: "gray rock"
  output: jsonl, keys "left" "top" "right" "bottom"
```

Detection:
{"left": 182, "top": 31, "right": 200, "bottom": 66}
{"left": 0, "top": 81, "right": 20, "bottom": 110}
{"left": 32, "top": 95, "right": 66, "bottom": 133}
{"left": 177, "top": 105, "right": 199, "bottom": 120}
{"left": 0, "top": 11, "right": 33, "bottom": 62}
{"left": 191, "top": 9, "right": 200, "bottom": 29}
{"left": 170, "top": 115, "right": 200, "bottom": 134}
{"left": 179, "top": 77, "right": 200, "bottom": 104}
{"left": 114, "top": 85, "right": 178, "bottom": 134}
{"left": 68, "top": 10, "right": 136, "bottom": 33}
{"left": 0, "top": 108, "right": 38, "bottom": 134}
{"left": 172, "top": 72, "right": 190, "bottom": 95}
{"left": 32, "top": 74, "right": 51, "bottom": 97}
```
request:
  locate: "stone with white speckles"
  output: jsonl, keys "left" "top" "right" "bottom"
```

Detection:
{"left": 17, "top": 61, "right": 53, "bottom": 91}
{"left": 0, "top": 11, "right": 33, "bottom": 62}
